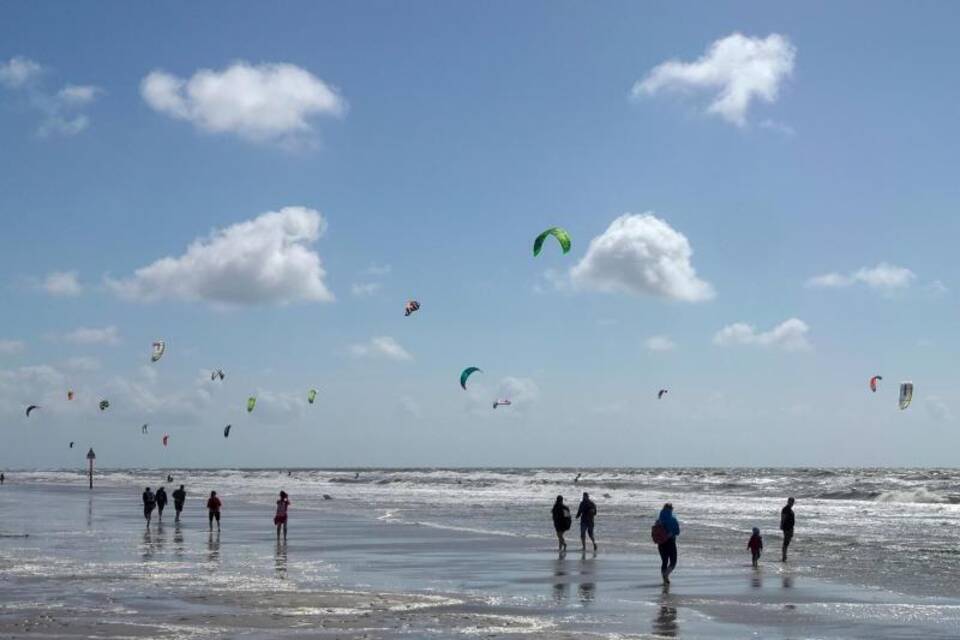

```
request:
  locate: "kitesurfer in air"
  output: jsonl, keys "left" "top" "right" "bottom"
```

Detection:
{"left": 551, "top": 495, "right": 571, "bottom": 552}
{"left": 780, "top": 497, "right": 795, "bottom": 562}
{"left": 575, "top": 492, "right": 598, "bottom": 552}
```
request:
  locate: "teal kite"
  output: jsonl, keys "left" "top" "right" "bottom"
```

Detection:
{"left": 247, "top": 396, "right": 256, "bottom": 413}
{"left": 533, "top": 227, "right": 571, "bottom": 257}
{"left": 460, "top": 367, "right": 481, "bottom": 390}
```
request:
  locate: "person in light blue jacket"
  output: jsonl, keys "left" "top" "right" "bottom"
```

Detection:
{"left": 657, "top": 503, "right": 680, "bottom": 584}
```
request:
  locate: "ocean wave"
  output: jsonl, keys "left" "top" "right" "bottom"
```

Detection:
{"left": 875, "top": 488, "right": 952, "bottom": 504}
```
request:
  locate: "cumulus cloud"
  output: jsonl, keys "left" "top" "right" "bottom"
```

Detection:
{"left": 713, "top": 318, "right": 810, "bottom": 351}
{"left": 351, "top": 282, "right": 382, "bottom": 297}
{"left": 0, "top": 339, "right": 25, "bottom": 354}
{"left": 570, "top": 213, "right": 714, "bottom": 302}
{"left": 349, "top": 336, "right": 413, "bottom": 361}
{"left": 63, "top": 325, "right": 120, "bottom": 346}
{"left": 41, "top": 270, "right": 82, "bottom": 296}
{"left": 107, "top": 206, "right": 333, "bottom": 306}
{"left": 806, "top": 263, "right": 915, "bottom": 291}
{"left": 633, "top": 32, "right": 795, "bottom": 126}
{"left": 0, "top": 56, "right": 43, "bottom": 87}
{"left": 645, "top": 335, "right": 676, "bottom": 351}
{"left": 141, "top": 61, "right": 346, "bottom": 145}
{"left": 364, "top": 263, "right": 391, "bottom": 276}
{"left": 0, "top": 56, "right": 101, "bottom": 136}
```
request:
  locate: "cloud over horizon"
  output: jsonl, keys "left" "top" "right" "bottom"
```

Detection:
{"left": 570, "top": 213, "right": 714, "bottom": 302}
{"left": 107, "top": 206, "right": 333, "bottom": 306}
{"left": 633, "top": 33, "right": 795, "bottom": 126}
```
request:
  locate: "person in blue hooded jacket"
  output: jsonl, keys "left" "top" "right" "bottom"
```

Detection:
{"left": 657, "top": 503, "right": 680, "bottom": 584}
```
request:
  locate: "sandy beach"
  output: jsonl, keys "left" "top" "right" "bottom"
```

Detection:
{"left": 2, "top": 473, "right": 960, "bottom": 639}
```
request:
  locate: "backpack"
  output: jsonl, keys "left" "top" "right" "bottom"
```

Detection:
{"left": 651, "top": 520, "right": 669, "bottom": 545}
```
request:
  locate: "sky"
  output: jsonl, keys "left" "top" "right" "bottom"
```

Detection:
{"left": 2, "top": 1, "right": 959, "bottom": 469}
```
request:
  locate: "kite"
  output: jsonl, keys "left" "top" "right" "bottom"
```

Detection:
{"left": 69, "top": 442, "right": 74, "bottom": 449}
{"left": 307, "top": 389, "right": 317, "bottom": 405}
{"left": 404, "top": 300, "right": 420, "bottom": 317}
{"left": 99, "top": 400, "right": 109, "bottom": 411}
{"left": 151, "top": 341, "right": 166, "bottom": 363}
{"left": 870, "top": 375, "right": 883, "bottom": 393}
{"left": 162, "top": 434, "right": 169, "bottom": 447}
{"left": 492, "top": 399, "right": 512, "bottom": 409}
{"left": 533, "top": 227, "right": 571, "bottom": 257}
{"left": 224, "top": 424, "right": 232, "bottom": 438}
{"left": 460, "top": 367, "right": 481, "bottom": 390}
{"left": 899, "top": 382, "right": 914, "bottom": 411}
{"left": 211, "top": 369, "right": 225, "bottom": 381}
{"left": 658, "top": 389, "right": 668, "bottom": 400}
{"left": 67, "top": 390, "right": 74, "bottom": 401}
{"left": 25, "top": 405, "right": 39, "bottom": 417}
{"left": 247, "top": 396, "right": 256, "bottom": 413}
{"left": 142, "top": 424, "right": 148, "bottom": 434}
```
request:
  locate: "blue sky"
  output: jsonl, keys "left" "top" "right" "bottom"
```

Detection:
{"left": 2, "top": 2, "right": 959, "bottom": 469}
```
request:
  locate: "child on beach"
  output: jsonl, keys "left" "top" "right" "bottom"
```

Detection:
{"left": 748, "top": 527, "right": 763, "bottom": 567}
{"left": 207, "top": 491, "right": 222, "bottom": 531}
{"left": 274, "top": 491, "right": 290, "bottom": 541}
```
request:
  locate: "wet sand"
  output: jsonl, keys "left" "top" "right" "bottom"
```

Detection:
{"left": 1, "top": 481, "right": 959, "bottom": 638}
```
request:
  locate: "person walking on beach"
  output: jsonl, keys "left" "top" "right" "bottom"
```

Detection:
{"left": 551, "top": 495, "right": 571, "bottom": 552}
{"left": 207, "top": 491, "right": 222, "bottom": 531}
{"left": 780, "top": 497, "right": 795, "bottom": 562}
{"left": 142, "top": 487, "right": 156, "bottom": 526}
{"left": 274, "top": 491, "right": 290, "bottom": 541}
{"left": 576, "top": 492, "right": 598, "bottom": 551}
{"left": 172, "top": 485, "right": 186, "bottom": 522}
{"left": 747, "top": 527, "right": 763, "bottom": 568}
{"left": 155, "top": 486, "right": 168, "bottom": 521}
{"left": 656, "top": 503, "right": 680, "bottom": 584}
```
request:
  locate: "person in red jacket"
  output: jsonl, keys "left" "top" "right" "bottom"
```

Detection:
{"left": 207, "top": 491, "right": 222, "bottom": 531}
{"left": 747, "top": 527, "right": 763, "bottom": 568}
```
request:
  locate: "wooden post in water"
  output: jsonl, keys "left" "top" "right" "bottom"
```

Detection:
{"left": 86, "top": 448, "right": 96, "bottom": 490}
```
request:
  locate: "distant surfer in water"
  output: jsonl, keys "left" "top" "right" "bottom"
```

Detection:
{"left": 574, "top": 473, "right": 582, "bottom": 484}
{"left": 551, "top": 495, "right": 571, "bottom": 552}
{"left": 142, "top": 487, "right": 156, "bottom": 526}
{"left": 0, "top": 472, "right": 4, "bottom": 485}
{"left": 575, "top": 492, "right": 598, "bottom": 552}
{"left": 780, "top": 497, "right": 795, "bottom": 562}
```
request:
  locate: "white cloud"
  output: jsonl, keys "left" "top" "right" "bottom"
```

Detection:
{"left": 570, "top": 213, "right": 714, "bottom": 302}
{"left": 141, "top": 61, "right": 346, "bottom": 145}
{"left": 925, "top": 280, "right": 949, "bottom": 296}
{"left": 633, "top": 33, "right": 795, "bottom": 126}
{"left": 0, "top": 56, "right": 100, "bottom": 136}
{"left": 57, "top": 84, "right": 100, "bottom": 105}
{"left": 645, "top": 335, "right": 676, "bottom": 352}
{"left": 364, "top": 263, "right": 392, "bottom": 276}
{"left": 806, "top": 263, "right": 915, "bottom": 291}
{"left": 41, "top": 271, "right": 82, "bottom": 296}
{"left": 349, "top": 336, "right": 412, "bottom": 362}
{"left": 351, "top": 282, "right": 382, "bottom": 297}
{"left": 713, "top": 318, "right": 810, "bottom": 351}
{"left": 0, "top": 340, "right": 25, "bottom": 354}
{"left": 0, "top": 56, "right": 43, "bottom": 87}
{"left": 63, "top": 356, "right": 101, "bottom": 372}
{"left": 497, "top": 377, "right": 540, "bottom": 406}
{"left": 63, "top": 325, "right": 120, "bottom": 346}
{"left": 107, "top": 206, "right": 333, "bottom": 306}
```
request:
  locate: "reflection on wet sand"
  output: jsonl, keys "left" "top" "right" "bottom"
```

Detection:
{"left": 652, "top": 586, "right": 679, "bottom": 637}
{"left": 577, "top": 552, "right": 596, "bottom": 603}
{"left": 552, "top": 554, "right": 569, "bottom": 602}
{"left": 173, "top": 522, "right": 184, "bottom": 558}
{"left": 751, "top": 567, "right": 763, "bottom": 589}
{"left": 207, "top": 531, "right": 220, "bottom": 564}
{"left": 275, "top": 540, "right": 288, "bottom": 579}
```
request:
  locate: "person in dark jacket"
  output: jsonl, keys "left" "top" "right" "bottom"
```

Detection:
{"left": 142, "top": 487, "right": 156, "bottom": 526}
{"left": 551, "top": 495, "right": 571, "bottom": 552}
{"left": 657, "top": 503, "right": 680, "bottom": 584}
{"left": 780, "top": 497, "right": 795, "bottom": 562}
{"left": 155, "top": 487, "right": 168, "bottom": 521}
{"left": 575, "top": 492, "right": 598, "bottom": 551}
{"left": 747, "top": 527, "right": 763, "bottom": 568}
{"left": 172, "top": 485, "right": 186, "bottom": 522}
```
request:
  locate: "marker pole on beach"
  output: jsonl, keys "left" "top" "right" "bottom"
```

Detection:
{"left": 86, "top": 448, "right": 96, "bottom": 490}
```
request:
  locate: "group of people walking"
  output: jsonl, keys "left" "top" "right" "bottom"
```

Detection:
{"left": 140, "top": 486, "right": 290, "bottom": 539}
{"left": 552, "top": 494, "right": 798, "bottom": 585}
